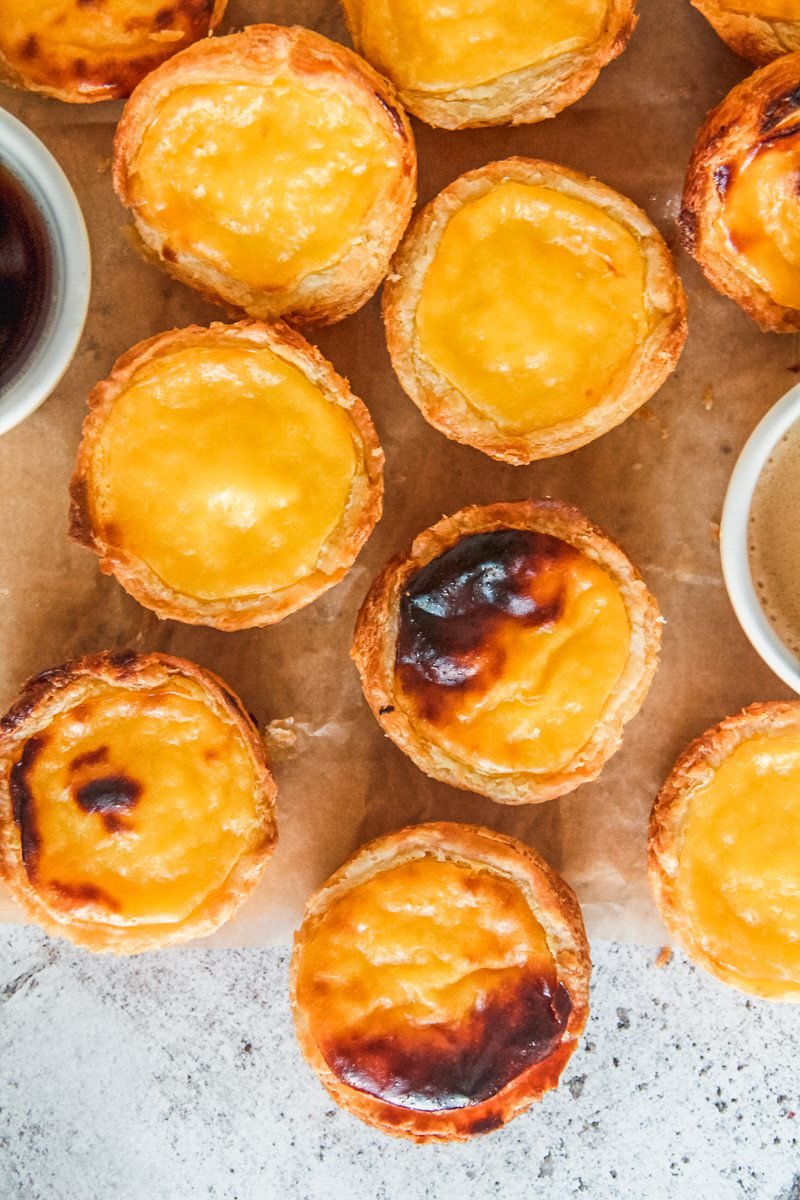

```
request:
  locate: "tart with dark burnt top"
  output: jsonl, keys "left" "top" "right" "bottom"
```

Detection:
{"left": 0, "top": 0, "right": 227, "bottom": 103}
{"left": 681, "top": 51, "right": 800, "bottom": 331}
{"left": 352, "top": 501, "right": 661, "bottom": 805}
{"left": 0, "top": 651, "right": 277, "bottom": 954}
{"left": 291, "top": 821, "right": 590, "bottom": 1141}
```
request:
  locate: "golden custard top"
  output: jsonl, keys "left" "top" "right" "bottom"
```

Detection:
{"left": 394, "top": 528, "right": 630, "bottom": 775}
{"left": 129, "top": 78, "right": 402, "bottom": 291}
{"left": 86, "top": 341, "right": 359, "bottom": 601}
{"left": 717, "top": 0, "right": 800, "bottom": 15}
{"left": 716, "top": 103, "right": 800, "bottom": 310}
{"left": 0, "top": 0, "right": 217, "bottom": 97}
{"left": 296, "top": 857, "right": 571, "bottom": 1111}
{"left": 9, "top": 673, "right": 264, "bottom": 927}
{"left": 416, "top": 182, "right": 652, "bottom": 434}
{"left": 344, "top": 0, "right": 608, "bottom": 93}
{"left": 675, "top": 731, "right": 800, "bottom": 997}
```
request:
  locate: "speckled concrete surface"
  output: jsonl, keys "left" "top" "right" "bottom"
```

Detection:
{"left": 0, "top": 930, "right": 797, "bottom": 1200}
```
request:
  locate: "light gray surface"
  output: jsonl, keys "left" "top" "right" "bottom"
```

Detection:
{"left": 0, "top": 929, "right": 797, "bottom": 1200}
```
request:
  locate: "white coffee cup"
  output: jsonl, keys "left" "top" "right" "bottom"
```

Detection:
{"left": 0, "top": 107, "right": 91, "bottom": 435}
{"left": 721, "top": 382, "right": 800, "bottom": 695}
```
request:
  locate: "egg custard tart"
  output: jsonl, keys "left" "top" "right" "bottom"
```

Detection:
{"left": 384, "top": 159, "right": 687, "bottom": 464}
{"left": 0, "top": 651, "right": 277, "bottom": 954}
{"left": 70, "top": 321, "right": 384, "bottom": 630}
{"left": 339, "top": 0, "right": 637, "bottom": 129}
{"left": 649, "top": 703, "right": 800, "bottom": 1000}
{"left": 113, "top": 24, "right": 416, "bottom": 325}
{"left": 0, "top": 0, "right": 226, "bottom": 103}
{"left": 352, "top": 501, "right": 661, "bottom": 805}
{"left": 681, "top": 52, "right": 800, "bottom": 331}
{"left": 291, "top": 822, "right": 590, "bottom": 1141}
{"left": 691, "top": 0, "right": 800, "bottom": 64}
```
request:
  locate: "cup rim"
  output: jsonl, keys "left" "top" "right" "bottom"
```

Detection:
{"left": 720, "top": 381, "right": 800, "bottom": 695}
{"left": 0, "top": 108, "right": 91, "bottom": 436}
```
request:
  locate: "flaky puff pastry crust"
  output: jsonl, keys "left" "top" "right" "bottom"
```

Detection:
{"left": 352, "top": 500, "right": 662, "bottom": 806}
{"left": 648, "top": 702, "right": 800, "bottom": 1001}
{"left": 681, "top": 52, "right": 800, "bottom": 331}
{"left": 290, "top": 821, "right": 590, "bottom": 1141}
{"left": 69, "top": 320, "right": 384, "bottom": 630}
{"left": 340, "top": 0, "right": 637, "bottom": 129}
{"left": 0, "top": 0, "right": 227, "bottom": 103}
{"left": 113, "top": 24, "right": 416, "bottom": 325}
{"left": 0, "top": 651, "right": 277, "bottom": 954}
{"left": 692, "top": 1, "right": 800, "bottom": 64}
{"left": 384, "top": 158, "right": 687, "bottom": 464}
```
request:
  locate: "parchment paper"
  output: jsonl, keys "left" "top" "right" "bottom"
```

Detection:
{"left": 0, "top": 0, "right": 795, "bottom": 948}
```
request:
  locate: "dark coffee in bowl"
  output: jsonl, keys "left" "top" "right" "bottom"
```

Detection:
{"left": 0, "top": 162, "right": 53, "bottom": 390}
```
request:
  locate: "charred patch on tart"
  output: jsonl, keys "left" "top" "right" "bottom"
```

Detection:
{"left": 9, "top": 736, "right": 46, "bottom": 876}
{"left": 46, "top": 879, "right": 121, "bottom": 913}
{"left": 761, "top": 84, "right": 800, "bottom": 134}
{"left": 319, "top": 969, "right": 572, "bottom": 1111}
{"left": 395, "top": 529, "right": 575, "bottom": 721}
{"left": 73, "top": 773, "right": 142, "bottom": 834}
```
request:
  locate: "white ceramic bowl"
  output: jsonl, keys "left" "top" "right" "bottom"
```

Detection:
{"left": 0, "top": 108, "right": 91, "bottom": 435}
{"left": 721, "top": 382, "right": 800, "bottom": 694}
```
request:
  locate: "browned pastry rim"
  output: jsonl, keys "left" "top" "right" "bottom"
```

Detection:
{"left": 0, "top": 650, "right": 278, "bottom": 954}
{"left": 290, "top": 821, "right": 590, "bottom": 1141}
{"left": 692, "top": 0, "right": 800, "bottom": 64}
{"left": 69, "top": 320, "right": 384, "bottom": 630}
{"left": 339, "top": 0, "right": 637, "bottom": 129}
{"left": 648, "top": 701, "right": 800, "bottom": 1001}
{"left": 113, "top": 24, "right": 417, "bottom": 325}
{"left": 0, "top": 0, "right": 227, "bottom": 103}
{"left": 681, "top": 51, "right": 800, "bottom": 332}
{"left": 383, "top": 157, "right": 687, "bottom": 464}
{"left": 352, "top": 500, "right": 662, "bottom": 805}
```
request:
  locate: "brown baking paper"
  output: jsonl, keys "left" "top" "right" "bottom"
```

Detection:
{"left": 0, "top": 0, "right": 795, "bottom": 948}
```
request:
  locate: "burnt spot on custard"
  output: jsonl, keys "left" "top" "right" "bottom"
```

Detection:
{"left": 761, "top": 85, "right": 800, "bottom": 135}
{"left": 70, "top": 745, "right": 109, "bottom": 771}
{"left": 74, "top": 774, "right": 142, "bottom": 834}
{"left": 714, "top": 164, "right": 733, "bottom": 200}
{"left": 320, "top": 971, "right": 572, "bottom": 1112}
{"left": 9, "top": 736, "right": 46, "bottom": 877}
{"left": 395, "top": 529, "right": 576, "bottom": 722}
{"left": 47, "top": 880, "right": 121, "bottom": 913}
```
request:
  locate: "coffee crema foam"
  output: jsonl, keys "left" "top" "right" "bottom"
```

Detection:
{"left": 749, "top": 422, "right": 800, "bottom": 657}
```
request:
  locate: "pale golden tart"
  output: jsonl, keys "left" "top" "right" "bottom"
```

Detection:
{"left": 352, "top": 501, "right": 661, "bottom": 805}
{"left": 0, "top": 0, "right": 226, "bottom": 103}
{"left": 649, "top": 703, "right": 800, "bottom": 1001}
{"left": 113, "top": 24, "right": 416, "bottom": 325}
{"left": 291, "top": 822, "right": 590, "bottom": 1141}
{"left": 70, "top": 321, "right": 384, "bottom": 630}
{"left": 692, "top": 0, "right": 800, "bottom": 64}
{"left": 339, "top": 0, "right": 637, "bottom": 129}
{"left": 384, "top": 159, "right": 687, "bottom": 464}
{"left": 681, "top": 52, "right": 800, "bottom": 331}
{"left": 0, "top": 652, "right": 277, "bottom": 954}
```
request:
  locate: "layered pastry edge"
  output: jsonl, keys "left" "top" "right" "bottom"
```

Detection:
{"left": 351, "top": 500, "right": 662, "bottom": 805}
{"left": 0, "top": 0, "right": 228, "bottom": 103}
{"left": 0, "top": 650, "right": 278, "bottom": 954}
{"left": 290, "top": 821, "right": 590, "bottom": 1141}
{"left": 691, "top": 0, "right": 800, "bottom": 64}
{"left": 339, "top": 0, "right": 638, "bottom": 129}
{"left": 112, "top": 23, "right": 417, "bottom": 326}
{"left": 681, "top": 51, "right": 800, "bottom": 332}
{"left": 648, "top": 701, "right": 800, "bottom": 1002}
{"left": 69, "top": 319, "right": 385, "bottom": 630}
{"left": 383, "top": 157, "right": 687, "bottom": 464}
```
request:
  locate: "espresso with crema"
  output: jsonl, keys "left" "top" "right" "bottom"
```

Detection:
{"left": 749, "top": 422, "right": 800, "bottom": 656}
